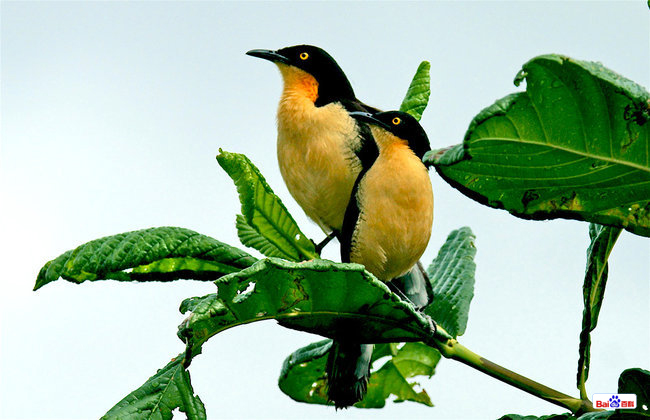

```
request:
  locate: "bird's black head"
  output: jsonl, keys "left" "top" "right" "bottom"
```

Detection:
{"left": 350, "top": 111, "right": 431, "bottom": 160}
{"left": 246, "top": 45, "right": 356, "bottom": 106}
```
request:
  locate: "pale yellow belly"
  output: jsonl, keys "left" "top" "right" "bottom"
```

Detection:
{"left": 350, "top": 148, "right": 433, "bottom": 281}
{"left": 277, "top": 100, "right": 361, "bottom": 233}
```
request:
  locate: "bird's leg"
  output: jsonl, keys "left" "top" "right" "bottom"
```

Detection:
{"left": 314, "top": 231, "right": 337, "bottom": 255}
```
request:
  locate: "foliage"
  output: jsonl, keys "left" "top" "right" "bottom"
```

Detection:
{"left": 34, "top": 53, "right": 649, "bottom": 420}
{"left": 427, "top": 54, "right": 650, "bottom": 237}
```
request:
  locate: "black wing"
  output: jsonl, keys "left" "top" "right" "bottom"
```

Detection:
{"left": 339, "top": 121, "right": 379, "bottom": 263}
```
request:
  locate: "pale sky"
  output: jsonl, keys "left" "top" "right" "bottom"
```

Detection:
{"left": 1, "top": 1, "right": 649, "bottom": 419}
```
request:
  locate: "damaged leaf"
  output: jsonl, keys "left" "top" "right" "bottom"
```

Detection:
{"left": 426, "top": 55, "right": 650, "bottom": 237}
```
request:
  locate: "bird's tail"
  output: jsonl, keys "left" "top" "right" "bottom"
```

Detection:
{"left": 325, "top": 340, "right": 374, "bottom": 409}
{"left": 392, "top": 261, "right": 433, "bottom": 309}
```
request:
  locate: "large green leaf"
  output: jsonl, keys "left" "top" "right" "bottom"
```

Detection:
{"left": 425, "top": 227, "right": 477, "bottom": 337}
{"left": 217, "top": 150, "right": 318, "bottom": 261}
{"left": 577, "top": 223, "right": 622, "bottom": 395}
{"left": 427, "top": 55, "right": 650, "bottom": 237}
{"left": 400, "top": 61, "right": 431, "bottom": 121}
{"left": 102, "top": 353, "right": 206, "bottom": 420}
{"left": 34, "top": 227, "right": 257, "bottom": 290}
{"left": 177, "top": 258, "right": 436, "bottom": 363}
{"left": 278, "top": 340, "right": 439, "bottom": 408}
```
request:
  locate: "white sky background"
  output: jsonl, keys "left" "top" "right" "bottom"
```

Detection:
{"left": 1, "top": 1, "right": 649, "bottom": 419}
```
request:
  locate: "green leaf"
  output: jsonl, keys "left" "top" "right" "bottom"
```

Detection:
{"left": 217, "top": 150, "right": 318, "bottom": 261}
{"left": 498, "top": 414, "right": 574, "bottom": 420}
{"left": 357, "top": 342, "right": 439, "bottom": 408}
{"left": 278, "top": 339, "right": 332, "bottom": 406}
{"left": 425, "top": 227, "right": 477, "bottom": 337}
{"left": 618, "top": 368, "right": 650, "bottom": 418}
{"left": 577, "top": 223, "right": 622, "bottom": 395}
{"left": 34, "top": 227, "right": 257, "bottom": 290}
{"left": 102, "top": 353, "right": 206, "bottom": 420}
{"left": 399, "top": 61, "right": 431, "bottom": 121}
{"left": 235, "top": 214, "right": 288, "bottom": 258}
{"left": 427, "top": 54, "right": 650, "bottom": 237}
{"left": 177, "top": 258, "right": 436, "bottom": 362}
{"left": 278, "top": 340, "right": 439, "bottom": 408}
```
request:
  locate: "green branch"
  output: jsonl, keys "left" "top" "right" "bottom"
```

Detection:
{"left": 430, "top": 326, "right": 599, "bottom": 416}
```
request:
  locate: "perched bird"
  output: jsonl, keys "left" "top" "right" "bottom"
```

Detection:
{"left": 246, "top": 45, "right": 379, "bottom": 243}
{"left": 246, "top": 45, "right": 433, "bottom": 407}
{"left": 327, "top": 110, "right": 434, "bottom": 409}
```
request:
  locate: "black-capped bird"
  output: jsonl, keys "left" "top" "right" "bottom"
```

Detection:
{"left": 246, "top": 46, "right": 433, "bottom": 408}
{"left": 327, "top": 111, "right": 434, "bottom": 409}
{"left": 246, "top": 45, "right": 379, "bottom": 243}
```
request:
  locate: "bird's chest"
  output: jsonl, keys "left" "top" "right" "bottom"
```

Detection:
{"left": 276, "top": 97, "right": 361, "bottom": 231}
{"left": 353, "top": 149, "right": 434, "bottom": 280}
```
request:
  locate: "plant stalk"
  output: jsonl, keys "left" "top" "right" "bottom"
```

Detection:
{"left": 431, "top": 328, "right": 598, "bottom": 415}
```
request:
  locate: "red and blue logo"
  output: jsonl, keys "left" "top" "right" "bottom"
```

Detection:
{"left": 593, "top": 394, "right": 636, "bottom": 409}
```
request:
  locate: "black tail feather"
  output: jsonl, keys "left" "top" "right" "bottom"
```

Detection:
{"left": 325, "top": 340, "right": 374, "bottom": 409}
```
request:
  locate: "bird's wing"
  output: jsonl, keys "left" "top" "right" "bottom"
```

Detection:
{"left": 339, "top": 127, "right": 378, "bottom": 263}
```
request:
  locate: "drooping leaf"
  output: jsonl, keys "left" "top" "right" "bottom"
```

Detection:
{"left": 34, "top": 227, "right": 257, "bottom": 290}
{"left": 427, "top": 55, "right": 650, "bottom": 237}
{"left": 102, "top": 353, "right": 206, "bottom": 420}
{"left": 178, "top": 258, "right": 436, "bottom": 365}
{"left": 278, "top": 339, "right": 332, "bottom": 406}
{"left": 618, "top": 368, "right": 650, "bottom": 418}
{"left": 217, "top": 150, "right": 318, "bottom": 261}
{"left": 399, "top": 61, "right": 431, "bottom": 121}
{"left": 235, "top": 214, "right": 288, "bottom": 258}
{"left": 577, "top": 223, "right": 622, "bottom": 393}
{"left": 358, "top": 342, "right": 439, "bottom": 408}
{"left": 425, "top": 227, "right": 477, "bottom": 337}
{"left": 278, "top": 340, "right": 439, "bottom": 408}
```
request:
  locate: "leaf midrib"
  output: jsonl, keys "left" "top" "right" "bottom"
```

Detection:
{"left": 470, "top": 136, "right": 650, "bottom": 173}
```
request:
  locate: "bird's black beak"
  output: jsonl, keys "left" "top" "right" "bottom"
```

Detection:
{"left": 349, "top": 112, "right": 391, "bottom": 130}
{"left": 246, "top": 49, "right": 290, "bottom": 64}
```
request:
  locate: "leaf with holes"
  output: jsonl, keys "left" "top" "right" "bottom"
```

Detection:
{"left": 618, "top": 368, "right": 650, "bottom": 418}
{"left": 426, "top": 55, "right": 650, "bottom": 237}
{"left": 425, "top": 227, "right": 477, "bottom": 338}
{"left": 177, "top": 258, "right": 436, "bottom": 366}
{"left": 217, "top": 150, "right": 318, "bottom": 261}
{"left": 102, "top": 353, "right": 206, "bottom": 420}
{"left": 400, "top": 61, "right": 431, "bottom": 121}
{"left": 278, "top": 340, "right": 439, "bottom": 408}
{"left": 34, "top": 226, "right": 257, "bottom": 290}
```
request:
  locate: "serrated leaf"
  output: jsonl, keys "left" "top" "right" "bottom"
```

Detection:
{"left": 34, "top": 227, "right": 257, "bottom": 290}
{"left": 427, "top": 54, "right": 650, "bottom": 237}
{"left": 102, "top": 353, "right": 206, "bottom": 420}
{"left": 278, "top": 340, "right": 439, "bottom": 408}
{"left": 425, "top": 227, "right": 477, "bottom": 337}
{"left": 235, "top": 214, "right": 287, "bottom": 258}
{"left": 177, "top": 258, "right": 436, "bottom": 363}
{"left": 618, "top": 368, "right": 650, "bottom": 418}
{"left": 217, "top": 150, "right": 317, "bottom": 261}
{"left": 399, "top": 61, "right": 431, "bottom": 121}
{"left": 577, "top": 223, "right": 622, "bottom": 392}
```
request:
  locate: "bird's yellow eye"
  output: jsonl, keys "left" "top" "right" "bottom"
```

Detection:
{"left": 300, "top": 52, "right": 309, "bottom": 60}
{"left": 392, "top": 117, "right": 401, "bottom": 125}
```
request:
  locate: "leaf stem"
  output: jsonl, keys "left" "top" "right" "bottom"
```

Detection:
{"left": 431, "top": 328, "right": 598, "bottom": 415}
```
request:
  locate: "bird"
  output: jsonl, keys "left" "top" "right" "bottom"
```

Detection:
{"left": 325, "top": 110, "right": 433, "bottom": 409}
{"left": 245, "top": 45, "right": 379, "bottom": 248}
{"left": 246, "top": 45, "right": 433, "bottom": 408}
